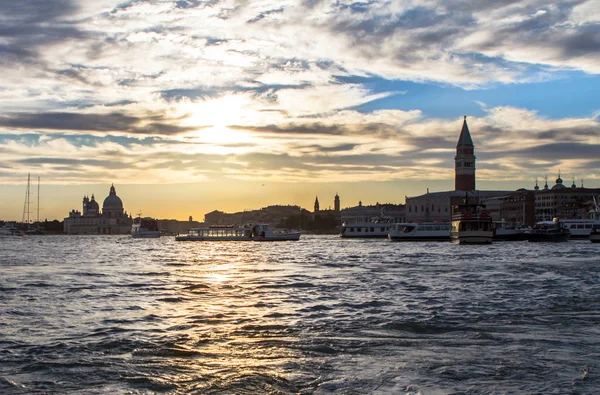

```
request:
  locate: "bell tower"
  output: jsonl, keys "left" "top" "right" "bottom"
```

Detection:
{"left": 314, "top": 196, "right": 320, "bottom": 212}
{"left": 454, "top": 116, "right": 476, "bottom": 191}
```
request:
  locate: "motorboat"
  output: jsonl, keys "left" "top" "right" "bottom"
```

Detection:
{"left": 526, "top": 218, "right": 571, "bottom": 242}
{"left": 251, "top": 224, "right": 301, "bottom": 241}
{"left": 131, "top": 217, "right": 161, "bottom": 238}
{"left": 388, "top": 222, "right": 451, "bottom": 241}
{"left": 493, "top": 221, "right": 529, "bottom": 241}
{"left": 340, "top": 216, "right": 396, "bottom": 238}
{"left": 0, "top": 225, "right": 24, "bottom": 236}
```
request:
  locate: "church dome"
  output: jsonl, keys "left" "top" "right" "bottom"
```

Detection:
{"left": 551, "top": 173, "right": 566, "bottom": 190}
{"left": 103, "top": 184, "right": 123, "bottom": 211}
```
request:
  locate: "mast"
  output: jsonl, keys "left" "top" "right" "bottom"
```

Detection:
{"left": 22, "top": 173, "right": 31, "bottom": 228}
{"left": 37, "top": 176, "right": 40, "bottom": 224}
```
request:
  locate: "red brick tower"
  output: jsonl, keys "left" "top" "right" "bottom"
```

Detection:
{"left": 454, "top": 116, "right": 476, "bottom": 191}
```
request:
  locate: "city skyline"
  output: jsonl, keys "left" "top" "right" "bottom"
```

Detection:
{"left": 1, "top": 1, "right": 599, "bottom": 220}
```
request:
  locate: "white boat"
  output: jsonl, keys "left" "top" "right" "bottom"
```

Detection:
{"left": 388, "top": 222, "right": 451, "bottom": 241}
{"left": 451, "top": 211, "right": 493, "bottom": 244}
{"left": 175, "top": 224, "right": 299, "bottom": 241}
{"left": 340, "top": 216, "right": 396, "bottom": 238}
{"left": 251, "top": 224, "right": 301, "bottom": 241}
{"left": 560, "top": 199, "right": 600, "bottom": 239}
{"left": 131, "top": 217, "right": 161, "bottom": 238}
{"left": 176, "top": 225, "right": 253, "bottom": 241}
{"left": 526, "top": 219, "right": 571, "bottom": 242}
{"left": 493, "top": 221, "right": 529, "bottom": 241}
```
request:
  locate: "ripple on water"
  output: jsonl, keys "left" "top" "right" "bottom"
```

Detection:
{"left": 0, "top": 235, "right": 599, "bottom": 393}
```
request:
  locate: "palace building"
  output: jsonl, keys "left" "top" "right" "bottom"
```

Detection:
{"left": 63, "top": 184, "right": 133, "bottom": 234}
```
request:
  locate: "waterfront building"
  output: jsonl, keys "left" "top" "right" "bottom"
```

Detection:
{"left": 341, "top": 201, "right": 405, "bottom": 225}
{"left": 63, "top": 184, "right": 133, "bottom": 234}
{"left": 334, "top": 193, "right": 340, "bottom": 212}
{"left": 532, "top": 175, "right": 600, "bottom": 222}
{"left": 204, "top": 205, "right": 310, "bottom": 226}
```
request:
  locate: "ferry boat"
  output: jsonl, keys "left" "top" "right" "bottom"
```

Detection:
{"left": 175, "top": 224, "right": 300, "bottom": 241}
{"left": 590, "top": 224, "right": 600, "bottom": 243}
{"left": 176, "top": 225, "right": 253, "bottom": 241}
{"left": 388, "top": 222, "right": 451, "bottom": 241}
{"left": 340, "top": 216, "right": 396, "bottom": 238}
{"left": 493, "top": 221, "right": 529, "bottom": 241}
{"left": 450, "top": 197, "right": 494, "bottom": 244}
{"left": 526, "top": 218, "right": 571, "bottom": 242}
{"left": 131, "top": 217, "right": 161, "bottom": 238}
{"left": 561, "top": 199, "right": 600, "bottom": 239}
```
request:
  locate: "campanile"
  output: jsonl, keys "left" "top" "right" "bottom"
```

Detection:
{"left": 454, "top": 116, "right": 476, "bottom": 191}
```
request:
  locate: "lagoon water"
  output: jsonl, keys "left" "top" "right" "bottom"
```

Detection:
{"left": 1, "top": 235, "right": 599, "bottom": 394}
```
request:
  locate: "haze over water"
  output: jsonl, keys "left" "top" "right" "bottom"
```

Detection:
{"left": 1, "top": 235, "right": 599, "bottom": 394}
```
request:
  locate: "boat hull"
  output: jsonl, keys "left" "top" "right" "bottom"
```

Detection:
{"left": 253, "top": 233, "right": 301, "bottom": 241}
{"left": 527, "top": 233, "right": 570, "bottom": 242}
{"left": 493, "top": 232, "right": 528, "bottom": 241}
{"left": 451, "top": 233, "right": 493, "bottom": 244}
{"left": 175, "top": 235, "right": 252, "bottom": 241}
{"left": 132, "top": 231, "right": 161, "bottom": 239}
{"left": 591, "top": 234, "right": 600, "bottom": 243}
{"left": 389, "top": 235, "right": 451, "bottom": 241}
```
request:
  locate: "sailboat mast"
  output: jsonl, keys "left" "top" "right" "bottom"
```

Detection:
{"left": 22, "top": 173, "right": 31, "bottom": 227}
{"left": 37, "top": 176, "right": 40, "bottom": 224}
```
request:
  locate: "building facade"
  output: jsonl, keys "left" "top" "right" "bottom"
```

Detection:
{"left": 533, "top": 175, "right": 600, "bottom": 222}
{"left": 63, "top": 184, "right": 132, "bottom": 234}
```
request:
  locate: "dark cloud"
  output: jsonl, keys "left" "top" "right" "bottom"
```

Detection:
{"left": 0, "top": 112, "right": 199, "bottom": 135}
{"left": 247, "top": 7, "right": 284, "bottom": 23}
{"left": 16, "top": 157, "right": 129, "bottom": 169}
{"left": 292, "top": 143, "right": 360, "bottom": 152}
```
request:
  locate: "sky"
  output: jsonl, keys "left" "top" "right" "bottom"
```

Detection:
{"left": 1, "top": 0, "right": 599, "bottom": 221}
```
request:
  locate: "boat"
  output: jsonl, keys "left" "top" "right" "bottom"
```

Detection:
{"left": 340, "top": 216, "right": 396, "bottom": 238}
{"left": 251, "top": 224, "right": 301, "bottom": 241}
{"left": 176, "top": 225, "right": 253, "bottom": 241}
{"left": 590, "top": 224, "right": 600, "bottom": 243}
{"left": 559, "top": 197, "right": 600, "bottom": 239}
{"left": 131, "top": 216, "right": 161, "bottom": 238}
{"left": 493, "top": 221, "right": 529, "bottom": 241}
{"left": 450, "top": 196, "right": 494, "bottom": 244}
{"left": 526, "top": 218, "right": 571, "bottom": 242}
{"left": 388, "top": 222, "right": 451, "bottom": 241}
{"left": 0, "top": 225, "right": 24, "bottom": 236}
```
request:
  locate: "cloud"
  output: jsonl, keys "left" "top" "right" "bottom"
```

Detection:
{"left": 0, "top": 112, "right": 199, "bottom": 135}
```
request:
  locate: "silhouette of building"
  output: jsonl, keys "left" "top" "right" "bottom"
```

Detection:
{"left": 407, "top": 117, "right": 510, "bottom": 222}
{"left": 455, "top": 116, "right": 476, "bottom": 191}
{"left": 334, "top": 193, "right": 340, "bottom": 212}
{"left": 63, "top": 184, "right": 132, "bottom": 234}
{"left": 314, "top": 196, "right": 320, "bottom": 212}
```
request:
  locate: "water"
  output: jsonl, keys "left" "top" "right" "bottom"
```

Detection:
{"left": 1, "top": 235, "right": 599, "bottom": 394}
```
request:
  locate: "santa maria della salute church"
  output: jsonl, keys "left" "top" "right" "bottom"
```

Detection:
{"left": 63, "top": 184, "right": 133, "bottom": 234}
